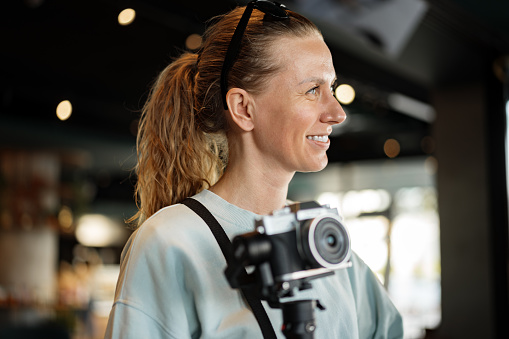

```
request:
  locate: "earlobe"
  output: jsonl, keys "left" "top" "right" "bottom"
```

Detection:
{"left": 226, "top": 88, "right": 255, "bottom": 132}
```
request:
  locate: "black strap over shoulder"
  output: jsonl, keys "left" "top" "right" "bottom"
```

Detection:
{"left": 181, "top": 198, "right": 277, "bottom": 339}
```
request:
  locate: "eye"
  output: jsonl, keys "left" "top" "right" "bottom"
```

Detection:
{"left": 307, "top": 86, "right": 319, "bottom": 95}
{"left": 330, "top": 80, "right": 338, "bottom": 94}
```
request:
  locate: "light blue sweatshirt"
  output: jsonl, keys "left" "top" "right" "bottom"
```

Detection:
{"left": 105, "top": 189, "right": 403, "bottom": 338}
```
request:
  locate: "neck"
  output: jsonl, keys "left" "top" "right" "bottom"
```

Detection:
{"left": 210, "top": 158, "right": 294, "bottom": 215}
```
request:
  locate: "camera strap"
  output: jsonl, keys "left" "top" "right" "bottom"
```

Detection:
{"left": 182, "top": 198, "right": 277, "bottom": 339}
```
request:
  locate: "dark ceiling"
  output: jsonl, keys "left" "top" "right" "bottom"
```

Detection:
{"left": 1, "top": 0, "right": 509, "bottom": 175}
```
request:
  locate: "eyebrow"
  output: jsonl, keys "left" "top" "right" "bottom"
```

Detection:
{"left": 298, "top": 76, "right": 337, "bottom": 86}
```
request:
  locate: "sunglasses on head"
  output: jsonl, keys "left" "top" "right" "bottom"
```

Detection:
{"left": 220, "top": 0, "right": 289, "bottom": 110}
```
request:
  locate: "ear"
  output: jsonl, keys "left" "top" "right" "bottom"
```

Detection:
{"left": 225, "top": 88, "right": 255, "bottom": 132}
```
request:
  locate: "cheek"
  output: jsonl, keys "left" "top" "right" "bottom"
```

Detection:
{"left": 255, "top": 116, "right": 297, "bottom": 156}
{"left": 254, "top": 95, "right": 312, "bottom": 147}
{"left": 267, "top": 114, "right": 305, "bottom": 143}
{"left": 287, "top": 110, "right": 314, "bottom": 137}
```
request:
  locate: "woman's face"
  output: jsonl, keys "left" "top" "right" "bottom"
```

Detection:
{"left": 250, "top": 34, "right": 346, "bottom": 174}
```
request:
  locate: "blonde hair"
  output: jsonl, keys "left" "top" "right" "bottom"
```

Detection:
{"left": 130, "top": 5, "right": 320, "bottom": 226}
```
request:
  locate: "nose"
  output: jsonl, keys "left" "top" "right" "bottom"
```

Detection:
{"left": 320, "top": 91, "right": 347, "bottom": 125}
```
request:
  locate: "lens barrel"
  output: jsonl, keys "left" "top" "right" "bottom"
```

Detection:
{"left": 300, "top": 214, "right": 351, "bottom": 269}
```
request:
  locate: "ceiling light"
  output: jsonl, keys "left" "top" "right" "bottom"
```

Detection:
{"left": 387, "top": 93, "right": 435, "bottom": 123}
{"left": 118, "top": 8, "right": 136, "bottom": 26}
{"left": 56, "top": 100, "right": 72, "bottom": 121}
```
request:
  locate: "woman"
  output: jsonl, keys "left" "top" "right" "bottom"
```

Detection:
{"left": 105, "top": 1, "right": 403, "bottom": 338}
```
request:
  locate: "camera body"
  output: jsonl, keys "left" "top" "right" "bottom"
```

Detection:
{"left": 254, "top": 201, "right": 351, "bottom": 282}
{"left": 226, "top": 201, "right": 352, "bottom": 296}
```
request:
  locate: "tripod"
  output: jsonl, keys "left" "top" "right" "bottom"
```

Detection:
{"left": 226, "top": 251, "right": 332, "bottom": 339}
{"left": 280, "top": 299, "right": 325, "bottom": 339}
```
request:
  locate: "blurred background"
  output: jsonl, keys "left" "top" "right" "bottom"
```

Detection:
{"left": 1, "top": 0, "right": 508, "bottom": 338}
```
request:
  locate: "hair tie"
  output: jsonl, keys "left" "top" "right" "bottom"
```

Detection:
{"left": 194, "top": 49, "right": 202, "bottom": 73}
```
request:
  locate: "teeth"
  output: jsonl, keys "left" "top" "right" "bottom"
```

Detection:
{"left": 307, "top": 135, "right": 328, "bottom": 142}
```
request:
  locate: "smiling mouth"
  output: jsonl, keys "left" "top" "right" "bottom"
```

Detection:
{"left": 307, "top": 135, "right": 329, "bottom": 142}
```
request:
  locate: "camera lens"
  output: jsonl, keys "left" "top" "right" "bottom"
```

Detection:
{"left": 315, "top": 218, "right": 347, "bottom": 264}
{"left": 326, "top": 234, "right": 337, "bottom": 247}
{"left": 300, "top": 215, "right": 351, "bottom": 269}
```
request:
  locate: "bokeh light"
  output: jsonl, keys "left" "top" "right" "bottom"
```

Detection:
{"left": 56, "top": 100, "right": 72, "bottom": 121}
{"left": 186, "top": 33, "right": 202, "bottom": 50}
{"left": 335, "top": 84, "right": 355, "bottom": 105}
{"left": 384, "top": 138, "right": 400, "bottom": 158}
{"left": 118, "top": 8, "right": 136, "bottom": 26}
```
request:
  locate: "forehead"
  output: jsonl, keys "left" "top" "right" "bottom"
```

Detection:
{"left": 268, "top": 35, "right": 335, "bottom": 83}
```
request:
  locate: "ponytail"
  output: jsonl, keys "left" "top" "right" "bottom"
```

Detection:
{"left": 129, "top": 53, "right": 226, "bottom": 227}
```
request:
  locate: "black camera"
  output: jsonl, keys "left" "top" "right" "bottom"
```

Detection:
{"left": 225, "top": 201, "right": 351, "bottom": 301}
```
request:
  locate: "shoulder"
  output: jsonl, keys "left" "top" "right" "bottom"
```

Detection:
{"left": 346, "top": 251, "right": 381, "bottom": 287}
{"left": 133, "top": 203, "right": 208, "bottom": 247}
{"left": 115, "top": 202, "right": 219, "bottom": 295}
{"left": 144, "top": 203, "right": 202, "bottom": 232}
{"left": 118, "top": 202, "right": 215, "bottom": 272}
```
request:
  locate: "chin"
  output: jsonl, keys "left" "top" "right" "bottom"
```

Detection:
{"left": 299, "top": 157, "right": 329, "bottom": 173}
